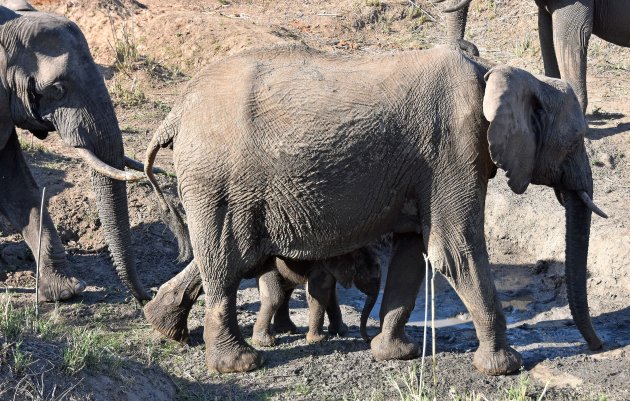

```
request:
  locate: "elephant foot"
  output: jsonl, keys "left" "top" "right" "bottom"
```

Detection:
{"left": 370, "top": 332, "right": 420, "bottom": 361}
{"left": 251, "top": 330, "right": 276, "bottom": 347}
{"left": 38, "top": 273, "right": 85, "bottom": 302}
{"left": 328, "top": 321, "right": 348, "bottom": 337}
{"left": 273, "top": 318, "right": 297, "bottom": 334}
{"left": 206, "top": 345, "right": 263, "bottom": 373}
{"left": 472, "top": 346, "right": 522, "bottom": 376}
{"left": 143, "top": 283, "right": 195, "bottom": 342}
{"left": 306, "top": 331, "right": 327, "bottom": 343}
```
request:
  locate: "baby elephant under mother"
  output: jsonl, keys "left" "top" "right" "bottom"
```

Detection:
{"left": 144, "top": 45, "right": 606, "bottom": 375}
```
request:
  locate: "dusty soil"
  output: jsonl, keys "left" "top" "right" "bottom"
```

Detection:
{"left": 1, "top": 0, "right": 629, "bottom": 400}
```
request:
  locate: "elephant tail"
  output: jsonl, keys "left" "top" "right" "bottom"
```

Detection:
{"left": 144, "top": 107, "right": 193, "bottom": 262}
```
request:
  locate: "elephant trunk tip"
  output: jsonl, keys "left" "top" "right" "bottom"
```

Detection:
{"left": 588, "top": 337, "right": 603, "bottom": 351}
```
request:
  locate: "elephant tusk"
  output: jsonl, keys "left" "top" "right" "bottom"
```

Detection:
{"left": 443, "top": 0, "right": 472, "bottom": 13}
{"left": 75, "top": 148, "right": 144, "bottom": 182}
{"left": 124, "top": 156, "right": 168, "bottom": 175}
{"left": 554, "top": 188, "right": 566, "bottom": 207}
{"left": 578, "top": 191, "right": 608, "bottom": 219}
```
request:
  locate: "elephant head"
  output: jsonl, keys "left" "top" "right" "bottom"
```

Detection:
{"left": 483, "top": 65, "right": 605, "bottom": 350}
{"left": 321, "top": 246, "right": 383, "bottom": 343}
{"left": 0, "top": 5, "right": 150, "bottom": 300}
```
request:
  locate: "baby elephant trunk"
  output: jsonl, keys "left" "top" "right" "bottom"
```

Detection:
{"left": 353, "top": 250, "right": 382, "bottom": 342}
{"left": 360, "top": 288, "right": 379, "bottom": 343}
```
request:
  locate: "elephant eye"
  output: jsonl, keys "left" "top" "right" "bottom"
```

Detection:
{"left": 44, "top": 82, "right": 66, "bottom": 100}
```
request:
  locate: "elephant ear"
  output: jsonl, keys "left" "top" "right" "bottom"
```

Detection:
{"left": 483, "top": 65, "right": 544, "bottom": 194}
{"left": 2, "top": 0, "right": 36, "bottom": 12}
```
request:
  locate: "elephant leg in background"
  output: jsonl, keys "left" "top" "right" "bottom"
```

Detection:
{"left": 144, "top": 259, "right": 202, "bottom": 342}
{"left": 252, "top": 268, "right": 289, "bottom": 347}
{"left": 548, "top": 0, "right": 594, "bottom": 112}
{"left": 442, "top": 252, "right": 521, "bottom": 375}
{"left": 326, "top": 285, "right": 348, "bottom": 337}
{"left": 371, "top": 233, "right": 425, "bottom": 361}
{"left": 305, "top": 268, "right": 337, "bottom": 343}
{"left": 537, "top": 6, "right": 561, "bottom": 79}
{"left": 0, "top": 133, "right": 84, "bottom": 301}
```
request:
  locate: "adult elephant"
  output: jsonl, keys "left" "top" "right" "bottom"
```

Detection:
{"left": 142, "top": 45, "right": 606, "bottom": 375}
{"left": 0, "top": 1, "right": 151, "bottom": 301}
{"left": 444, "top": 0, "right": 630, "bottom": 113}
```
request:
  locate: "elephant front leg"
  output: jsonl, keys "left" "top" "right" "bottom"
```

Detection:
{"left": 549, "top": 0, "right": 594, "bottom": 112}
{"left": 0, "top": 133, "right": 84, "bottom": 301}
{"left": 203, "top": 278, "right": 262, "bottom": 373}
{"left": 443, "top": 254, "right": 521, "bottom": 375}
{"left": 371, "top": 233, "right": 425, "bottom": 361}
{"left": 144, "top": 260, "right": 202, "bottom": 342}
{"left": 252, "top": 269, "right": 287, "bottom": 347}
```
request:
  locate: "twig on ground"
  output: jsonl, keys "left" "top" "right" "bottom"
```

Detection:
{"left": 35, "top": 187, "right": 46, "bottom": 318}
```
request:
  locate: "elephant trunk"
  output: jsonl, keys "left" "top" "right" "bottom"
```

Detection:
{"left": 564, "top": 190, "right": 602, "bottom": 350}
{"left": 73, "top": 108, "right": 150, "bottom": 302}
{"left": 360, "top": 290, "right": 378, "bottom": 343}
{"left": 90, "top": 170, "right": 150, "bottom": 301}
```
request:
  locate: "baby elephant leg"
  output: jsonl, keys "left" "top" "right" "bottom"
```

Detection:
{"left": 273, "top": 287, "right": 298, "bottom": 334}
{"left": 326, "top": 286, "right": 348, "bottom": 337}
{"left": 252, "top": 269, "right": 288, "bottom": 347}
{"left": 305, "top": 269, "right": 336, "bottom": 343}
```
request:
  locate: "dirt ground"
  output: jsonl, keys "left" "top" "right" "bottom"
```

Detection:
{"left": 0, "top": 0, "right": 629, "bottom": 400}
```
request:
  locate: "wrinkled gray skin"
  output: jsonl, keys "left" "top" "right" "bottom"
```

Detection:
{"left": 445, "top": 0, "right": 630, "bottom": 112}
{"left": 252, "top": 247, "right": 383, "bottom": 347}
{"left": 0, "top": 2, "right": 150, "bottom": 301}
{"left": 142, "top": 46, "right": 603, "bottom": 375}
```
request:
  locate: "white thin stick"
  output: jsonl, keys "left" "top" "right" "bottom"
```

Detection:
{"left": 35, "top": 187, "right": 46, "bottom": 319}
{"left": 431, "top": 266, "right": 437, "bottom": 389}
{"left": 419, "top": 253, "right": 430, "bottom": 393}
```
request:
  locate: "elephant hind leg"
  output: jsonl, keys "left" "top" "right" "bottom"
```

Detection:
{"left": 203, "top": 277, "right": 263, "bottom": 373}
{"left": 144, "top": 260, "right": 202, "bottom": 342}
{"left": 0, "top": 133, "right": 84, "bottom": 302}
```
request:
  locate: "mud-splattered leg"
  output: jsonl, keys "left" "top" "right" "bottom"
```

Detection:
{"left": 144, "top": 260, "right": 202, "bottom": 342}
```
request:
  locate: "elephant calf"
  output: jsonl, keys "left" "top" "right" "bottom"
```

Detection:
{"left": 253, "top": 246, "right": 383, "bottom": 347}
{"left": 142, "top": 45, "right": 606, "bottom": 375}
